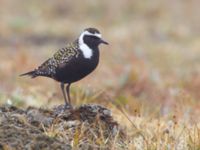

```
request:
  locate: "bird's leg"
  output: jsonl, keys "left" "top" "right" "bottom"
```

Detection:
{"left": 60, "top": 83, "right": 68, "bottom": 106}
{"left": 66, "top": 83, "right": 71, "bottom": 106}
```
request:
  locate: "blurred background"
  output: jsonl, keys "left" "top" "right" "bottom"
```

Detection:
{"left": 0, "top": 0, "right": 200, "bottom": 122}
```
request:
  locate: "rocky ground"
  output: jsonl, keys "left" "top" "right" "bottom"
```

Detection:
{"left": 0, "top": 104, "right": 125, "bottom": 150}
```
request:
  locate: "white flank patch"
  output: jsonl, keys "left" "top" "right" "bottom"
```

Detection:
{"left": 78, "top": 31, "right": 101, "bottom": 59}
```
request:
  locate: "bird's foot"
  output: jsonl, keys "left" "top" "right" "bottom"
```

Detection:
{"left": 64, "top": 103, "right": 73, "bottom": 109}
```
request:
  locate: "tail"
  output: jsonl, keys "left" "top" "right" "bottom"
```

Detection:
{"left": 20, "top": 70, "right": 37, "bottom": 78}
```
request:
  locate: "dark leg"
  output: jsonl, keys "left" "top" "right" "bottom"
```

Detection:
{"left": 66, "top": 83, "right": 71, "bottom": 105}
{"left": 60, "top": 83, "right": 68, "bottom": 106}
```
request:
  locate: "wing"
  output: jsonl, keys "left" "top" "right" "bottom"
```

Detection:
{"left": 35, "top": 41, "right": 80, "bottom": 78}
{"left": 53, "top": 41, "right": 79, "bottom": 66}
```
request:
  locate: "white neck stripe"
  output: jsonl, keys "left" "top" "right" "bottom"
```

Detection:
{"left": 78, "top": 31, "right": 93, "bottom": 59}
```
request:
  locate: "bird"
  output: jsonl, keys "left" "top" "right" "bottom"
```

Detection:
{"left": 20, "top": 27, "right": 108, "bottom": 108}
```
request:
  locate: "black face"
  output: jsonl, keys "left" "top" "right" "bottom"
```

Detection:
{"left": 82, "top": 28, "right": 108, "bottom": 48}
{"left": 83, "top": 35, "right": 102, "bottom": 48}
{"left": 83, "top": 35, "right": 108, "bottom": 50}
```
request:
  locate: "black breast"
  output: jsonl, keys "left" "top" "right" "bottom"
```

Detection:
{"left": 54, "top": 47, "right": 99, "bottom": 83}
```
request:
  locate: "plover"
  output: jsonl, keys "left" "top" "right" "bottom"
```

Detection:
{"left": 20, "top": 28, "right": 108, "bottom": 107}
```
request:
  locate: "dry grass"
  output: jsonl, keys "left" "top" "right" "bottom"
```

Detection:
{"left": 0, "top": 0, "right": 200, "bottom": 149}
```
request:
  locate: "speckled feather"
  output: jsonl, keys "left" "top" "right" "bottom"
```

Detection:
{"left": 35, "top": 40, "right": 80, "bottom": 78}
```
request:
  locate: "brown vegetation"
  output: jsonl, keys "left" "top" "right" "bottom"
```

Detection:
{"left": 0, "top": 0, "right": 200, "bottom": 149}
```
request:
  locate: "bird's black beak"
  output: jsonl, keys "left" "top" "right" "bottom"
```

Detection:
{"left": 100, "top": 39, "right": 109, "bottom": 45}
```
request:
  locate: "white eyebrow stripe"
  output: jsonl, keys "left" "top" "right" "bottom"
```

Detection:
{"left": 82, "top": 31, "right": 102, "bottom": 38}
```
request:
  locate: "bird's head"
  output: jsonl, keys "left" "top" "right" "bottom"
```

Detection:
{"left": 78, "top": 28, "right": 108, "bottom": 48}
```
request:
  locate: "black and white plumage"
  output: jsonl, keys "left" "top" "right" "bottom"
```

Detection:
{"left": 20, "top": 28, "right": 108, "bottom": 107}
